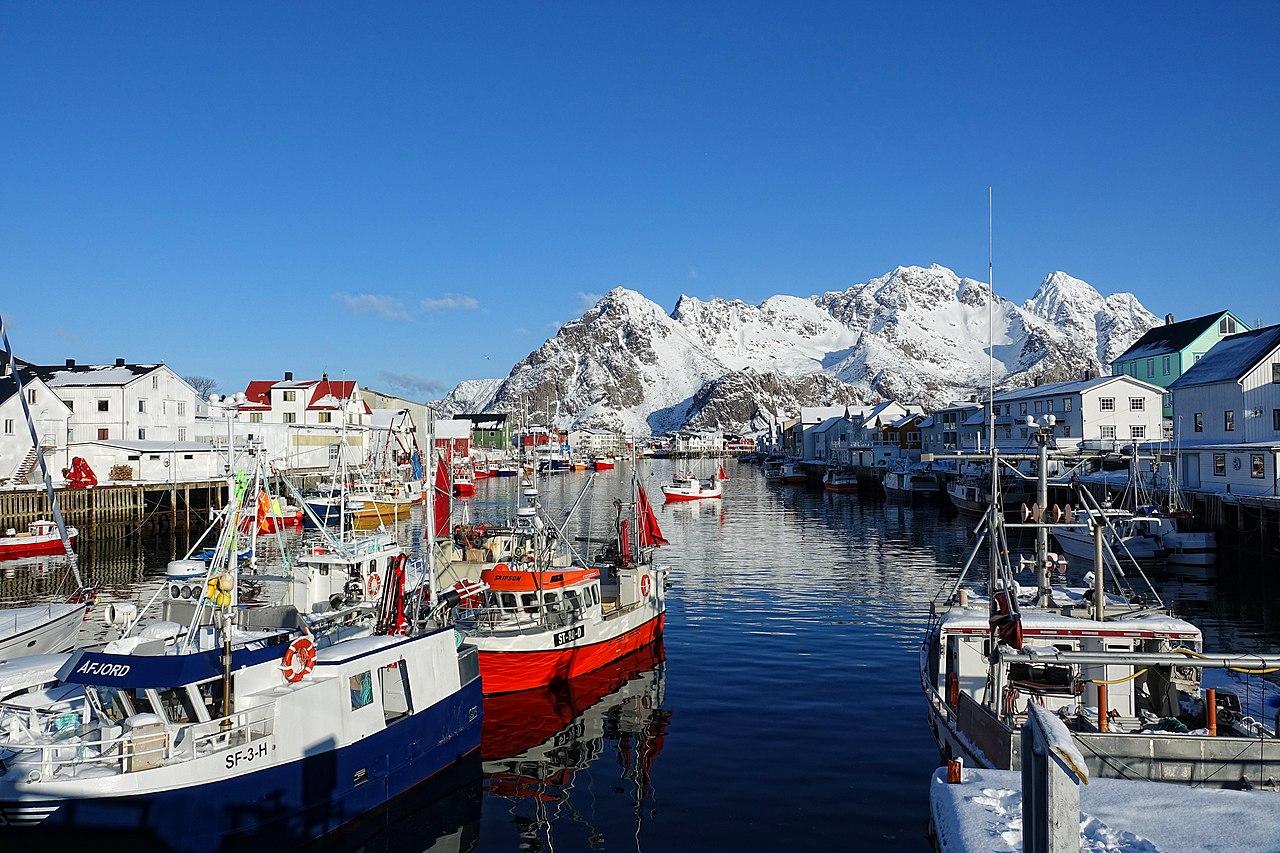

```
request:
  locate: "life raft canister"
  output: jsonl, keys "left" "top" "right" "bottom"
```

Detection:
{"left": 366, "top": 571, "right": 383, "bottom": 598}
{"left": 281, "top": 636, "right": 317, "bottom": 683}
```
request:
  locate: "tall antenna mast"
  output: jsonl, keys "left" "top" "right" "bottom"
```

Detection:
{"left": 986, "top": 186, "right": 998, "bottom": 602}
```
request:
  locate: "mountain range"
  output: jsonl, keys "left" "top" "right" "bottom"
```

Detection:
{"left": 439, "top": 264, "right": 1159, "bottom": 435}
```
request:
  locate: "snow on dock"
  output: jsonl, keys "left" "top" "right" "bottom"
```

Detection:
{"left": 930, "top": 766, "right": 1278, "bottom": 852}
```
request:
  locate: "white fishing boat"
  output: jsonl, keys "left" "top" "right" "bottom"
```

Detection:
{"left": 660, "top": 471, "right": 722, "bottom": 501}
{"left": 882, "top": 465, "right": 935, "bottom": 501}
{"left": 1050, "top": 506, "right": 1167, "bottom": 564}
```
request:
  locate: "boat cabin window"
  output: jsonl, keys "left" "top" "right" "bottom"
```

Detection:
{"left": 90, "top": 686, "right": 133, "bottom": 724}
{"left": 543, "top": 592, "right": 558, "bottom": 607}
{"left": 368, "top": 560, "right": 377, "bottom": 574}
{"left": 521, "top": 593, "right": 538, "bottom": 612}
{"left": 196, "top": 678, "right": 228, "bottom": 718}
{"left": 350, "top": 672, "right": 374, "bottom": 710}
{"left": 499, "top": 592, "right": 517, "bottom": 610}
{"left": 154, "top": 687, "right": 201, "bottom": 725}
{"left": 564, "top": 589, "right": 582, "bottom": 611}
{"left": 380, "top": 661, "right": 412, "bottom": 725}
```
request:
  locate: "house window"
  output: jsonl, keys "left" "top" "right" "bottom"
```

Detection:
{"left": 1019, "top": 427, "right": 1028, "bottom": 438}
{"left": 1019, "top": 403, "right": 1027, "bottom": 415}
{"left": 177, "top": 402, "right": 186, "bottom": 416}
{"left": 249, "top": 412, "right": 263, "bottom": 423}
{"left": 1034, "top": 401, "right": 1042, "bottom": 414}
{"left": 1062, "top": 424, "right": 1071, "bottom": 436}
{"left": 2, "top": 419, "right": 12, "bottom": 435}
{"left": 348, "top": 672, "right": 373, "bottom": 710}
{"left": 1003, "top": 405, "right": 1010, "bottom": 415}
{"left": 66, "top": 399, "right": 73, "bottom": 412}
{"left": 1272, "top": 364, "right": 1280, "bottom": 384}
{"left": 1213, "top": 454, "right": 1226, "bottom": 476}
{"left": 1099, "top": 397, "right": 1115, "bottom": 411}
{"left": 1220, "top": 317, "right": 1237, "bottom": 334}
{"left": 282, "top": 390, "right": 297, "bottom": 402}
{"left": 1225, "top": 410, "right": 1235, "bottom": 432}
{"left": 177, "top": 428, "right": 186, "bottom": 441}
{"left": 283, "top": 412, "right": 296, "bottom": 424}
{"left": 1130, "top": 425, "right": 1146, "bottom": 440}
{"left": 1194, "top": 413, "right": 1204, "bottom": 432}
{"left": 26, "top": 388, "right": 36, "bottom": 404}
{"left": 1129, "top": 397, "right": 1145, "bottom": 411}
{"left": 1274, "top": 409, "right": 1280, "bottom": 431}
{"left": 1064, "top": 398, "right": 1072, "bottom": 411}
{"left": 1252, "top": 454, "right": 1265, "bottom": 479}
{"left": 1146, "top": 358, "right": 1154, "bottom": 378}
{"left": 97, "top": 428, "right": 109, "bottom": 440}
{"left": 1047, "top": 399, "right": 1054, "bottom": 412}
{"left": 1101, "top": 425, "right": 1116, "bottom": 440}
{"left": 97, "top": 399, "right": 109, "bottom": 412}
{"left": 1162, "top": 393, "right": 1172, "bottom": 410}
{"left": 318, "top": 411, "right": 332, "bottom": 423}
{"left": 1162, "top": 356, "right": 1170, "bottom": 375}
{"left": 138, "top": 399, "right": 147, "bottom": 413}
{"left": 151, "top": 375, "right": 158, "bottom": 389}
{"left": 138, "top": 428, "right": 146, "bottom": 440}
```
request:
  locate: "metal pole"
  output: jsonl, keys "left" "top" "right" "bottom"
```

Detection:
{"left": 1036, "top": 432, "right": 1050, "bottom": 605}
{"left": 1093, "top": 521, "right": 1105, "bottom": 622}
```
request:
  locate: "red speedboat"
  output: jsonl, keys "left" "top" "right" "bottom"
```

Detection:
{"left": 0, "top": 520, "right": 77, "bottom": 560}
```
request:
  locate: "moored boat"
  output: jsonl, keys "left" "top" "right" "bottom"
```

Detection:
{"left": 883, "top": 466, "right": 936, "bottom": 502}
{"left": 660, "top": 472, "right": 723, "bottom": 501}
{"left": 822, "top": 466, "right": 858, "bottom": 493}
{"left": 0, "top": 520, "right": 78, "bottom": 561}
{"left": 591, "top": 456, "right": 616, "bottom": 471}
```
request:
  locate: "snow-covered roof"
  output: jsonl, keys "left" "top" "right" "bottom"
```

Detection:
{"left": 1114, "top": 311, "right": 1237, "bottom": 362}
{"left": 961, "top": 410, "right": 987, "bottom": 426}
{"left": 26, "top": 361, "right": 164, "bottom": 387}
{"left": 916, "top": 414, "right": 936, "bottom": 429}
{"left": 370, "top": 408, "right": 415, "bottom": 429}
{"left": 810, "top": 415, "right": 849, "bottom": 434}
{"left": 433, "top": 419, "right": 472, "bottom": 439}
{"left": 888, "top": 413, "right": 920, "bottom": 429}
{"left": 1169, "top": 324, "right": 1280, "bottom": 389}
{"left": 799, "top": 405, "right": 848, "bottom": 425}
{"left": 992, "top": 375, "right": 1160, "bottom": 403}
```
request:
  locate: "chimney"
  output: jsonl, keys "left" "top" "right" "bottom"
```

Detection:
{"left": 321, "top": 371, "right": 329, "bottom": 382}
{"left": 1164, "top": 313, "right": 1174, "bottom": 325}
{"left": 65, "top": 358, "right": 75, "bottom": 368}
{"left": 284, "top": 371, "right": 294, "bottom": 381}
{"left": 114, "top": 357, "right": 125, "bottom": 367}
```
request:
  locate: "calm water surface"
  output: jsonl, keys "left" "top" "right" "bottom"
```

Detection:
{"left": 4, "top": 460, "right": 1278, "bottom": 852}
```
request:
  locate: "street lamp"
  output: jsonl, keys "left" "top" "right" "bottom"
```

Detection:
{"left": 207, "top": 392, "right": 247, "bottom": 475}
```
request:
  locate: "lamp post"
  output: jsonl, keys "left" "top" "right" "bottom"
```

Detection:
{"left": 207, "top": 392, "right": 248, "bottom": 477}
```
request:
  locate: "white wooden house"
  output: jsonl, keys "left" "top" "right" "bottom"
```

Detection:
{"left": 68, "top": 439, "right": 223, "bottom": 483}
{"left": 987, "top": 376, "right": 1164, "bottom": 450}
{"left": 0, "top": 366, "right": 72, "bottom": 486}
{"left": 1169, "top": 324, "right": 1280, "bottom": 496}
{"left": 238, "top": 372, "right": 370, "bottom": 428}
{"left": 24, "top": 358, "right": 198, "bottom": 445}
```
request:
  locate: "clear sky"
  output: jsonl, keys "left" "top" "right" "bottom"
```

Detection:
{"left": 3, "top": 3, "right": 1278, "bottom": 398}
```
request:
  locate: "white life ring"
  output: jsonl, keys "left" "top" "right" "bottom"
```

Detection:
{"left": 366, "top": 571, "right": 383, "bottom": 598}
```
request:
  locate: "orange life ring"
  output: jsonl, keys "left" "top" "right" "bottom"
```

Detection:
{"left": 366, "top": 571, "right": 382, "bottom": 598}
{"left": 281, "top": 636, "right": 317, "bottom": 683}
{"left": 640, "top": 574, "right": 651, "bottom": 597}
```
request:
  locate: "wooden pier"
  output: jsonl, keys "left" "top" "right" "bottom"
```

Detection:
{"left": 0, "top": 479, "right": 230, "bottom": 532}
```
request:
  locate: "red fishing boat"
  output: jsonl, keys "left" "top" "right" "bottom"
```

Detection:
{"left": 454, "top": 479, "right": 669, "bottom": 694}
{"left": 0, "top": 520, "right": 77, "bottom": 560}
{"left": 591, "top": 456, "right": 616, "bottom": 471}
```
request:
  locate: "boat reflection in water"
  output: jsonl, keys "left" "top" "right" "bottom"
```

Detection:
{"left": 481, "top": 642, "right": 669, "bottom": 850}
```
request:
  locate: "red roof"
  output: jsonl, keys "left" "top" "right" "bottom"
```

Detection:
{"left": 244, "top": 380, "right": 276, "bottom": 405}
{"left": 307, "top": 380, "right": 357, "bottom": 410}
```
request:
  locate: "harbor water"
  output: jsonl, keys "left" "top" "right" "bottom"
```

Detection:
{"left": 3, "top": 460, "right": 1278, "bottom": 851}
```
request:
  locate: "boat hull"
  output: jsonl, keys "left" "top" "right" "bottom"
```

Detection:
{"left": 1052, "top": 527, "right": 1164, "bottom": 562}
{"left": 0, "top": 678, "right": 483, "bottom": 850}
{"left": 0, "top": 603, "right": 85, "bottom": 659}
{"left": 661, "top": 486, "right": 722, "bottom": 501}
{"left": 823, "top": 481, "right": 858, "bottom": 493}
{"left": 477, "top": 614, "right": 665, "bottom": 695}
{"left": 0, "top": 534, "right": 77, "bottom": 560}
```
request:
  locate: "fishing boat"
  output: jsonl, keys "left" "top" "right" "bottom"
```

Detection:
{"left": 778, "top": 460, "right": 806, "bottom": 484}
{"left": 0, "top": 520, "right": 78, "bottom": 561}
{"left": 495, "top": 463, "right": 519, "bottom": 478}
{"left": 946, "top": 474, "right": 1031, "bottom": 516}
{"left": 882, "top": 465, "right": 936, "bottom": 502}
{"left": 453, "top": 472, "right": 476, "bottom": 497}
{"left": 569, "top": 459, "right": 589, "bottom": 472}
{"left": 453, "top": 474, "right": 668, "bottom": 695}
{"left": 1050, "top": 505, "right": 1167, "bottom": 564}
{"left": 591, "top": 456, "right": 616, "bottom": 471}
{"left": 762, "top": 456, "right": 785, "bottom": 483}
{"left": 660, "top": 471, "right": 723, "bottom": 501}
{"left": 822, "top": 466, "right": 858, "bottom": 493}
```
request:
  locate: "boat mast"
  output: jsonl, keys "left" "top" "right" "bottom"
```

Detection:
{"left": 986, "top": 186, "right": 998, "bottom": 604}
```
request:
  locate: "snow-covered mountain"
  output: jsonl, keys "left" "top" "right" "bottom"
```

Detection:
{"left": 435, "top": 378, "right": 503, "bottom": 417}
{"left": 481, "top": 265, "right": 1159, "bottom": 435}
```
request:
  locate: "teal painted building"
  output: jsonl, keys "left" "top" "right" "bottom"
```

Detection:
{"left": 1111, "top": 311, "right": 1249, "bottom": 418}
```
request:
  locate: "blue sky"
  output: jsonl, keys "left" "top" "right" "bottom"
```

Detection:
{"left": 3, "top": 3, "right": 1278, "bottom": 398}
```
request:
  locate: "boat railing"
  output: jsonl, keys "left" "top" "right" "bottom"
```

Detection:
{"left": 454, "top": 600, "right": 583, "bottom": 635}
{"left": 0, "top": 603, "right": 75, "bottom": 635}
{"left": 6, "top": 702, "right": 275, "bottom": 781}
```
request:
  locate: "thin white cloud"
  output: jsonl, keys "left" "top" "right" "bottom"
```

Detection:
{"left": 334, "top": 292, "right": 410, "bottom": 321}
{"left": 687, "top": 267, "right": 700, "bottom": 280}
{"left": 421, "top": 294, "right": 479, "bottom": 311}
{"left": 514, "top": 326, "right": 531, "bottom": 336}
{"left": 378, "top": 370, "right": 447, "bottom": 398}
{"left": 576, "top": 291, "right": 603, "bottom": 310}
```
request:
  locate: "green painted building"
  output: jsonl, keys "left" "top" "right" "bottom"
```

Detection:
{"left": 459, "top": 412, "right": 512, "bottom": 450}
{"left": 1111, "top": 311, "right": 1249, "bottom": 418}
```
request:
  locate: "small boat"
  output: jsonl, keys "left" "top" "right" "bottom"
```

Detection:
{"left": 763, "top": 457, "right": 785, "bottom": 483}
{"left": 1050, "top": 506, "right": 1167, "bottom": 564}
{"left": 946, "top": 475, "right": 1031, "bottom": 516}
{"left": 473, "top": 466, "right": 494, "bottom": 481}
{"left": 591, "top": 456, "right": 616, "bottom": 471}
{"left": 660, "top": 473, "right": 723, "bottom": 501}
{"left": 453, "top": 474, "right": 476, "bottom": 497}
{"left": 882, "top": 467, "right": 936, "bottom": 502}
{"left": 779, "top": 460, "right": 806, "bottom": 485}
{"left": 495, "top": 464, "right": 520, "bottom": 477}
{"left": 822, "top": 467, "right": 859, "bottom": 494}
{"left": 0, "top": 520, "right": 78, "bottom": 561}
{"left": 570, "top": 459, "right": 589, "bottom": 472}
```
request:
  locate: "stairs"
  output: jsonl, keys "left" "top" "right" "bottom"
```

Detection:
{"left": 4, "top": 446, "right": 40, "bottom": 486}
